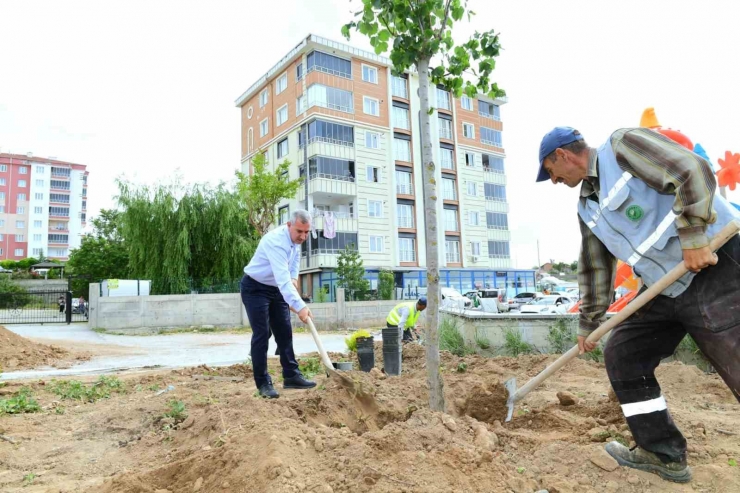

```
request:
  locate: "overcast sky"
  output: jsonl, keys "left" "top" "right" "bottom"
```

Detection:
{"left": 1, "top": 0, "right": 739, "bottom": 268}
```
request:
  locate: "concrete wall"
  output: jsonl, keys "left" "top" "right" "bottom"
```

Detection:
{"left": 88, "top": 284, "right": 401, "bottom": 333}
{"left": 15, "top": 279, "right": 68, "bottom": 291}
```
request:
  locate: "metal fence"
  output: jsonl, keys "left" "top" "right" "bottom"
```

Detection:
{"left": 0, "top": 289, "right": 87, "bottom": 325}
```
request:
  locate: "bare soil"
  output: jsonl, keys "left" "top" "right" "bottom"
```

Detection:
{"left": 0, "top": 342, "right": 738, "bottom": 492}
{"left": 0, "top": 326, "right": 90, "bottom": 371}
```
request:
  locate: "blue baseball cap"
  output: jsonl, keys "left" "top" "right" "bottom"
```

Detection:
{"left": 417, "top": 297, "right": 427, "bottom": 307}
{"left": 536, "top": 126, "right": 584, "bottom": 182}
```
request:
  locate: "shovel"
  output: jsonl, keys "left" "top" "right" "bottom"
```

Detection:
{"left": 504, "top": 219, "right": 740, "bottom": 422}
{"left": 305, "top": 316, "right": 341, "bottom": 380}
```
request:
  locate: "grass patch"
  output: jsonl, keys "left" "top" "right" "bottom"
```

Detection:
{"left": 91, "top": 327, "right": 107, "bottom": 334}
{"left": 501, "top": 327, "right": 535, "bottom": 357}
{"left": 439, "top": 316, "right": 474, "bottom": 357}
{"left": 0, "top": 388, "right": 41, "bottom": 415}
{"left": 49, "top": 376, "right": 126, "bottom": 403}
{"left": 298, "top": 357, "right": 322, "bottom": 379}
{"left": 474, "top": 328, "right": 491, "bottom": 350}
{"left": 23, "top": 472, "right": 37, "bottom": 485}
{"left": 456, "top": 362, "right": 468, "bottom": 373}
{"left": 163, "top": 399, "right": 188, "bottom": 423}
{"left": 547, "top": 318, "right": 577, "bottom": 354}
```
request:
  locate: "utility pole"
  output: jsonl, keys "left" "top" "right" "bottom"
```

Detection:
{"left": 537, "top": 239, "right": 541, "bottom": 271}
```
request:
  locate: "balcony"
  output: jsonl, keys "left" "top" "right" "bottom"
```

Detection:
{"left": 311, "top": 211, "right": 358, "bottom": 232}
{"left": 397, "top": 216, "right": 414, "bottom": 229}
{"left": 297, "top": 176, "right": 357, "bottom": 201}
{"left": 438, "top": 127, "right": 452, "bottom": 140}
{"left": 483, "top": 169, "right": 507, "bottom": 185}
{"left": 300, "top": 251, "right": 340, "bottom": 270}
{"left": 478, "top": 110, "right": 501, "bottom": 122}
{"left": 487, "top": 229, "right": 511, "bottom": 241}
{"left": 485, "top": 200, "right": 509, "bottom": 213}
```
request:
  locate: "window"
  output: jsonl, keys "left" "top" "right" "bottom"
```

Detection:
{"left": 49, "top": 193, "right": 69, "bottom": 203}
{"left": 306, "top": 51, "right": 352, "bottom": 79}
{"left": 365, "top": 131, "right": 380, "bottom": 149}
{"left": 17, "top": 193, "right": 26, "bottom": 201}
{"left": 0, "top": 222, "right": 3, "bottom": 228}
{"left": 16, "top": 207, "right": 24, "bottom": 214}
{"left": 14, "top": 249, "right": 23, "bottom": 257}
{"left": 48, "top": 234, "right": 69, "bottom": 243}
{"left": 306, "top": 157, "right": 355, "bottom": 181}
{"left": 392, "top": 75, "right": 408, "bottom": 98}
{"left": 34, "top": 193, "right": 43, "bottom": 200}
{"left": 461, "top": 95, "right": 473, "bottom": 111}
{"left": 396, "top": 171, "right": 412, "bottom": 195}
{"left": 19, "top": 167, "right": 27, "bottom": 175}
{"left": 296, "top": 94, "right": 306, "bottom": 115}
{"left": 0, "top": 207, "right": 4, "bottom": 213}
{"left": 278, "top": 205, "right": 289, "bottom": 225}
{"left": 484, "top": 183, "right": 507, "bottom": 202}
{"left": 362, "top": 64, "right": 378, "bottom": 83}
{"left": 368, "top": 200, "right": 383, "bottom": 218}
{"left": 444, "top": 209, "right": 458, "bottom": 231}
{"left": 300, "top": 120, "right": 354, "bottom": 147}
{"left": 33, "top": 233, "right": 42, "bottom": 242}
{"left": 35, "top": 179, "right": 43, "bottom": 187}
{"left": 392, "top": 106, "right": 410, "bottom": 130}
{"left": 49, "top": 248, "right": 68, "bottom": 257}
{"left": 463, "top": 123, "right": 475, "bottom": 139}
{"left": 465, "top": 152, "right": 476, "bottom": 167}
{"left": 397, "top": 204, "right": 414, "bottom": 228}
{"left": 0, "top": 192, "right": 4, "bottom": 200}
{"left": 486, "top": 212, "right": 509, "bottom": 230}
{"left": 306, "top": 84, "right": 353, "bottom": 113}
{"left": 51, "top": 167, "right": 70, "bottom": 177}
{"left": 82, "top": 201, "right": 86, "bottom": 209}
{"left": 0, "top": 165, "right": 6, "bottom": 172}
{"left": 481, "top": 127, "right": 503, "bottom": 146}
{"left": 471, "top": 242, "right": 481, "bottom": 256}
{"left": 81, "top": 213, "right": 86, "bottom": 222}
{"left": 49, "top": 207, "right": 69, "bottom": 216}
{"left": 445, "top": 240, "right": 460, "bottom": 263}
{"left": 50, "top": 180, "right": 70, "bottom": 190}
{"left": 479, "top": 101, "right": 501, "bottom": 120}
{"left": 483, "top": 154, "right": 505, "bottom": 173}
{"left": 296, "top": 63, "right": 303, "bottom": 80}
{"left": 15, "top": 234, "right": 24, "bottom": 241}
{"left": 276, "top": 105, "right": 288, "bottom": 126}
{"left": 34, "top": 220, "right": 42, "bottom": 228}
{"left": 436, "top": 88, "right": 451, "bottom": 110}
{"left": 363, "top": 96, "right": 379, "bottom": 116}
{"left": 488, "top": 240, "right": 511, "bottom": 258}
{"left": 469, "top": 211, "right": 480, "bottom": 226}
{"left": 439, "top": 148, "right": 454, "bottom": 170}
{"left": 438, "top": 118, "right": 452, "bottom": 139}
{"left": 0, "top": 179, "right": 5, "bottom": 186}
{"left": 467, "top": 181, "right": 478, "bottom": 196}
{"left": 369, "top": 235, "right": 383, "bottom": 253}
{"left": 366, "top": 166, "right": 380, "bottom": 183}
{"left": 394, "top": 138, "right": 411, "bottom": 162}
{"left": 16, "top": 221, "right": 24, "bottom": 229}
{"left": 32, "top": 248, "right": 42, "bottom": 256}
{"left": 275, "top": 73, "right": 287, "bottom": 94}
{"left": 442, "top": 178, "right": 457, "bottom": 200}
{"left": 33, "top": 207, "right": 42, "bottom": 214}
{"left": 260, "top": 118, "right": 269, "bottom": 137}
{"left": 36, "top": 166, "right": 45, "bottom": 174}
{"left": 18, "top": 180, "right": 26, "bottom": 187}
{"left": 272, "top": 139, "right": 287, "bottom": 160}
{"left": 399, "top": 237, "right": 416, "bottom": 262}
{"left": 259, "top": 89, "right": 268, "bottom": 108}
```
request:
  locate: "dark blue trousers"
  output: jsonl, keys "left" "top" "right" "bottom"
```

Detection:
{"left": 240, "top": 275, "right": 300, "bottom": 387}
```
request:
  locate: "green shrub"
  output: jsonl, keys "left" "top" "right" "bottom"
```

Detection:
{"left": 378, "top": 269, "right": 395, "bottom": 300}
{"left": 163, "top": 399, "right": 188, "bottom": 423}
{"left": 547, "top": 318, "right": 577, "bottom": 354}
{"left": 298, "top": 357, "right": 322, "bottom": 378}
{"left": 439, "top": 317, "right": 474, "bottom": 357}
{"left": 0, "top": 388, "right": 41, "bottom": 415}
{"left": 474, "top": 328, "right": 491, "bottom": 350}
{"left": 502, "top": 327, "right": 535, "bottom": 357}
{"left": 315, "top": 287, "right": 329, "bottom": 303}
{"left": 345, "top": 329, "right": 372, "bottom": 352}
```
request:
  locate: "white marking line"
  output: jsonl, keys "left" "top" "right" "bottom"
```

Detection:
{"left": 621, "top": 395, "right": 667, "bottom": 417}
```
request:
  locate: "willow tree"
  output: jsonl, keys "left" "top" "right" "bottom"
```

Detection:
{"left": 343, "top": 0, "right": 505, "bottom": 411}
{"left": 116, "top": 179, "right": 258, "bottom": 295}
{"left": 236, "top": 150, "right": 303, "bottom": 236}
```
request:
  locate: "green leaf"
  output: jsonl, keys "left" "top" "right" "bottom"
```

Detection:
{"left": 451, "top": 6, "right": 464, "bottom": 21}
{"left": 378, "top": 29, "right": 390, "bottom": 42}
{"left": 374, "top": 41, "right": 388, "bottom": 54}
{"left": 730, "top": 458, "right": 738, "bottom": 467}
{"left": 427, "top": 107, "right": 435, "bottom": 115}
{"left": 341, "top": 24, "right": 351, "bottom": 40}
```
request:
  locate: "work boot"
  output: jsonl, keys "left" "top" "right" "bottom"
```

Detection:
{"left": 257, "top": 382, "right": 279, "bottom": 399}
{"left": 605, "top": 442, "right": 692, "bottom": 483}
{"left": 283, "top": 373, "right": 316, "bottom": 389}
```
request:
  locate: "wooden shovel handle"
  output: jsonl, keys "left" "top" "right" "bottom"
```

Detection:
{"left": 513, "top": 219, "right": 740, "bottom": 404}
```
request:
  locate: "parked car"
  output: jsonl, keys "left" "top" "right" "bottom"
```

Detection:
{"left": 519, "top": 295, "right": 576, "bottom": 315}
{"left": 464, "top": 288, "right": 510, "bottom": 312}
{"left": 507, "top": 292, "right": 540, "bottom": 311}
{"left": 441, "top": 287, "right": 472, "bottom": 307}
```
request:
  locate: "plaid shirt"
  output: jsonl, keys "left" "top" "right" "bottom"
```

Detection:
{"left": 578, "top": 127, "right": 717, "bottom": 336}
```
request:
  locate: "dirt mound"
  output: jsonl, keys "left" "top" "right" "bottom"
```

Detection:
{"left": 0, "top": 325, "right": 82, "bottom": 370}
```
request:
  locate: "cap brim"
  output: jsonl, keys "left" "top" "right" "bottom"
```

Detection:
{"left": 536, "top": 163, "right": 550, "bottom": 182}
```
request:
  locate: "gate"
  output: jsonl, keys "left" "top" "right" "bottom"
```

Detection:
{"left": 0, "top": 289, "right": 88, "bottom": 325}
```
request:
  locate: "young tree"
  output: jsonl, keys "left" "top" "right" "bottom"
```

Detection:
{"left": 336, "top": 244, "right": 370, "bottom": 301}
{"left": 378, "top": 269, "right": 395, "bottom": 300}
{"left": 236, "top": 150, "right": 303, "bottom": 236}
{"left": 343, "top": 0, "right": 504, "bottom": 411}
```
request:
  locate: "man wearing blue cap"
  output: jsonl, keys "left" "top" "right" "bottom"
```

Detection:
{"left": 537, "top": 126, "right": 740, "bottom": 483}
{"left": 386, "top": 298, "right": 427, "bottom": 342}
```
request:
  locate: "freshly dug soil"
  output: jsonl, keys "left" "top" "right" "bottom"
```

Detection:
{"left": 0, "top": 325, "right": 89, "bottom": 371}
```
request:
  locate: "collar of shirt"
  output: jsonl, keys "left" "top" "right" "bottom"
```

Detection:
{"left": 579, "top": 148, "right": 600, "bottom": 199}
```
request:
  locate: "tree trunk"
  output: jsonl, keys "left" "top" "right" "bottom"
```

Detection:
{"left": 417, "top": 57, "right": 445, "bottom": 412}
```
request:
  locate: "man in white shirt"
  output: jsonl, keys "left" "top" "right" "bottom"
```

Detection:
{"left": 242, "top": 209, "right": 315, "bottom": 398}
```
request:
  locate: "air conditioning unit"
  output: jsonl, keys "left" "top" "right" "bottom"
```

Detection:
{"left": 471, "top": 255, "right": 479, "bottom": 262}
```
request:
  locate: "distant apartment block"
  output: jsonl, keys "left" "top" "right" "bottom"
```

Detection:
{"left": 235, "top": 34, "right": 534, "bottom": 301}
{"left": 0, "top": 153, "right": 88, "bottom": 261}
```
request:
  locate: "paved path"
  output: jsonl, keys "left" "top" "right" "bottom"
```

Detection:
{"left": 1, "top": 324, "right": 350, "bottom": 381}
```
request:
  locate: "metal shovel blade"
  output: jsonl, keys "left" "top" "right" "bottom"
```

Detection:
{"left": 504, "top": 376, "right": 517, "bottom": 422}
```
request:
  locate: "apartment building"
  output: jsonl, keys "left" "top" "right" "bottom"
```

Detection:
{"left": 236, "top": 34, "right": 535, "bottom": 301}
{"left": 0, "top": 153, "right": 88, "bottom": 261}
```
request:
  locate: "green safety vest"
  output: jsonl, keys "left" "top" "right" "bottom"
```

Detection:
{"left": 386, "top": 302, "right": 421, "bottom": 328}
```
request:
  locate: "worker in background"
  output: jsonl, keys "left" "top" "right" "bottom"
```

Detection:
{"left": 386, "top": 298, "right": 427, "bottom": 342}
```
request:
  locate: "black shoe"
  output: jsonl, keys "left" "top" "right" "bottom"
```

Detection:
{"left": 605, "top": 442, "right": 692, "bottom": 483}
{"left": 283, "top": 373, "right": 317, "bottom": 389}
{"left": 258, "top": 383, "right": 279, "bottom": 399}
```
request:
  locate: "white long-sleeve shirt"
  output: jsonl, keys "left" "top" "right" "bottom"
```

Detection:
{"left": 243, "top": 225, "right": 305, "bottom": 312}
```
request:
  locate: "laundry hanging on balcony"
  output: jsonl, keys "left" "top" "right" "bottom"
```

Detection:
{"left": 323, "top": 211, "right": 337, "bottom": 239}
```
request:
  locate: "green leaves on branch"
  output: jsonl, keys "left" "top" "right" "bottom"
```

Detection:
{"left": 342, "top": 0, "right": 505, "bottom": 100}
